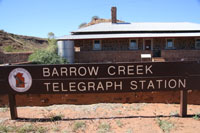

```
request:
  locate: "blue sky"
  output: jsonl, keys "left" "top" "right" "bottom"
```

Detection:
{"left": 0, "top": 0, "right": 200, "bottom": 38}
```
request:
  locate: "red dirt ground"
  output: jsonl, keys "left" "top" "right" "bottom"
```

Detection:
{"left": 0, "top": 103, "right": 200, "bottom": 133}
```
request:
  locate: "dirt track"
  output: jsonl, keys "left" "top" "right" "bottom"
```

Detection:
{"left": 0, "top": 103, "right": 200, "bottom": 133}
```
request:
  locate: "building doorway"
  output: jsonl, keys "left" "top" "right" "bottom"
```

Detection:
{"left": 144, "top": 39, "right": 152, "bottom": 50}
{"left": 153, "top": 49, "right": 161, "bottom": 57}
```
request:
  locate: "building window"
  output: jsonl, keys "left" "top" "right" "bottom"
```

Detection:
{"left": 166, "top": 39, "right": 174, "bottom": 49}
{"left": 93, "top": 40, "right": 101, "bottom": 50}
{"left": 129, "top": 40, "right": 138, "bottom": 50}
{"left": 195, "top": 39, "right": 200, "bottom": 49}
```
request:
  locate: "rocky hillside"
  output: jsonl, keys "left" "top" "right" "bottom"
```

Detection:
{"left": 0, "top": 30, "right": 48, "bottom": 52}
{"left": 79, "top": 18, "right": 124, "bottom": 28}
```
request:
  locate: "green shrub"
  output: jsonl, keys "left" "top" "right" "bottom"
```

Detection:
{"left": 3, "top": 45, "right": 15, "bottom": 52}
{"left": 0, "top": 124, "right": 15, "bottom": 132}
{"left": 28, "top": 50, "right": 67, "bottom": 64}
{"left": 73, "top": 121, "right": 86, "bottom": 132}
{"left": 47, "top": 38, "right": 57, "bottom": 53}
{"left": 28, "top": 33, "right": 68, "bottom": 64}
{"left": 156, "top": 118, "right": 174, "bottom": 133}
{"left": 116, "top": 120, "right": 123, "bottom": 127}
{"left": 97, "top": 123, "right": 111, "bottom": 133}
{"left": 193, "top": 113, "right": 200, "bottom": 120}
{"left": 17, "top": 124, "right": 47, "bottom": 133}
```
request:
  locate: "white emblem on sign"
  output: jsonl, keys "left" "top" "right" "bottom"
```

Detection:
{"left": 8, "top": 68, "right": 32, "bottom": 92}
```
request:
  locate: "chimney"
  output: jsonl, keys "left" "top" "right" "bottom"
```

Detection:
{"left": 111, "top": 7, "right": 117, "bottom": 23}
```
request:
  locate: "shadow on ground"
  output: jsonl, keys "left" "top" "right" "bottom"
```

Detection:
{"left": 15, "top": 114, "right": 195, "bottom": 122}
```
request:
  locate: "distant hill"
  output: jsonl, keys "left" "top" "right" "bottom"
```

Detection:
{"left": 0, "top": 30, "right": 48, "bottom": 52}
{"left": 0, "top": 18, "right": 124, "bottom": 53}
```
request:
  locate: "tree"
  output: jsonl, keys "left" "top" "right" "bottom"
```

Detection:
{"left": 28, "top": 32, "right": 67, "bottom": 64}
{"left": 79, "top": 22, "right": 87, "bottom": 29}
{"left": 47, "top": 38, "right": 57, "bottom": 53}
{"left": 48, "top": 32, "right": 55, "bottom": 39}
{"left": 91, "top": 16, "right": 100, "bottom": 21}
{"left": 47, "top": 32, "right": 57, "bottom": 53}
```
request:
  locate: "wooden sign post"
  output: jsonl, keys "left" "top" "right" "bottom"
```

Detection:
{"left": 8, "top": 94, "right": 18, "bottom": 120}
{"left": 0, "top": 61, "right": 199, "bottom": 120}
{"left": 180, "top": 90, "right": 187, "bottom": 117}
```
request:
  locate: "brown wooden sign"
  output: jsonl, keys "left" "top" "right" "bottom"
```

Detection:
{"left": 0, "top": 61, "right": 197, "bottom": 94}
{"left": 0, "top": 61, "right": 200, "bottom": 119}
{"left": 1, "top": 61, "right": 192, "bottom": 79}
